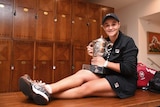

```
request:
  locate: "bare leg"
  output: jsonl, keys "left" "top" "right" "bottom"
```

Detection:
{"left": 52, "top": 78, "right": 116, "bottom": 99}
{"left": 49, "top": 70, "right": 100, "bottom": 93}
{"left": 46, "top": 69, "right": 116, "bottom": 99}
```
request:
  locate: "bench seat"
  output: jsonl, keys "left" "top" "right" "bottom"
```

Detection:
{"left": 0, "top": 89, "right": 160, "bottom": 107}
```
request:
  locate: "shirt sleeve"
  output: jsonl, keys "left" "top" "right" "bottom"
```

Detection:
{"left": 120, "top": 38, "right": 138, "bottom": 76}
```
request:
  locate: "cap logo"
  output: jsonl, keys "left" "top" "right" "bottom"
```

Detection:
{"left": 106, "top": 13, "right": 111, "bottom": 16}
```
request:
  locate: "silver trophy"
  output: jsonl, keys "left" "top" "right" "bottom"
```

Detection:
{"left": 82, "top": 36, "right": 112, "bottom": 74}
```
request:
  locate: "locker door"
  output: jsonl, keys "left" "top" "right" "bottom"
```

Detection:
{"left": 0, "top": 0, "right": 13, "bottom": 38}
{"left": 36, "top": 10, "right": 55, "bottom": 41}
{"left": 36, "top": 0, "right": 55, "bottom": 41}
{"left": 53, "top": 42, "right": 72, "bottom": 82}
{"left": 72, "top": 0, "right": 88, "bottom": 17}
{"left": 11, "top": 40, "right": 34, "bottom": 91}
{"left": 13, "top": 0, "right": 36, "bottom": 40}
{"left": 72, "top": 17, "right": 88, "bottom": 45}
{"left": 35, "top": 41, "right": 53, "bottom": 83}
{"left": 72, "top": 44, "right": 90, "bottom": 73}
{"left": 56, "top": 0, "right": 71, "bottom": 15}
{"left": 88, "top": 18, "right": 100, "bottom": 41}
{"left": 88, "top": 3, "right": 101, "bottom": 41}
{"left": 71, "top": 0, "right": 90, "bottom": 73}
{"left": 0, "top": 39, "right": 11, "bottom": 92}
{"left": 54, "top": 0, "right": 71, "bottom": 42}
{"left": 54, "top": 14, "right": 71, "bottom": 42}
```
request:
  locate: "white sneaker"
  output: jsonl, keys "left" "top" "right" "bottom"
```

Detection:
{"left": 19, "top": 74, "right": 50, "bottom": 105}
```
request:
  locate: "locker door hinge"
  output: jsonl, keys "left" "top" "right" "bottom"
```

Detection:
{"left": 87, "top": 22, "right": 90, "bottom": 26}
{"left": 72, "top": 65, "right": 75, "bottom": 70}
{"left": 35, "top": 14, "right": 38, "bottom": 19}
{"left": 33, "top": 66, "right": 36, "bottom": 70}
{"left": 13, "top": 10, "right": 16, "bottom": 16}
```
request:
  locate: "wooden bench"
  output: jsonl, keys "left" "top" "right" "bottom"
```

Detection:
{"left": 0, "top": 89, "right": 160, "bottom": 107}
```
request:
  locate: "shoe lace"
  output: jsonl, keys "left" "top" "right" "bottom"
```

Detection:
{"left": 33, "top": 80, "right": 46, "bottom": 86}
{"left": 32, "top": 80, "right": 49, "bottom": 96}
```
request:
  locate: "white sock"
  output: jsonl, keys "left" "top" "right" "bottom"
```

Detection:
{"left": 45, "top": 84, "right": 52, "bottom": 94}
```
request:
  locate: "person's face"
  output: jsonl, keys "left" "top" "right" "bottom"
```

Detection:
{"left": 102, "top": 18, "right": 120, "bottom": 37}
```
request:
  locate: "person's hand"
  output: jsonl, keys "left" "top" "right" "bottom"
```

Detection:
{"left": 87, "top": 42, "right": 93, "bottom": 56}
{"left": 91, "top": 56, "right": 106, "bottom": 67}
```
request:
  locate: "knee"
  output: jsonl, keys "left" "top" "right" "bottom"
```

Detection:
{"left": 76, "top": 69, "right": 91, "bottom": 75}
{"left": 78, "top": 84, "right": 94, "bottom": 97}
{"left": 73, "top": 69, "right": 92, "bottom": 82}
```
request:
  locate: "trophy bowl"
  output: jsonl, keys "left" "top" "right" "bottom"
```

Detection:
{"left": 82, "top": 36, "right": 111, "bottom": 74}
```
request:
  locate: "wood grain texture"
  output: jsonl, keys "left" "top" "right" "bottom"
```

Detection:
{"left": 0, "top": 89, "right": 160, "bottom": 107}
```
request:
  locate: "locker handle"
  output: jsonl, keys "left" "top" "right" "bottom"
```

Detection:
{"left": 54, "top": 18, "right": 57, "bottom": 22}
{"left": 53, "top": 66, "right": 56, "bottom": 70}
{"left": 11, "top": 65, "right": 14, "bottom": 70}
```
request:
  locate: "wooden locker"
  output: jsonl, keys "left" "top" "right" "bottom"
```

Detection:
{"left": 36, "top": 0, "right": 55, "bottom": 41}
{"left": 72, "top": 44, "right": 89, "bottom": 73}
{"left": 13, "top": 0, "right": 36, "bottom": 40}
{"left": 53, "top": 42, "right": 72, "bottom": 82}
{"left": 0, "top": 0, "right": 13, "bottom": 38}
{"left": 11, "top": 40, "right": 34, "bottom": 91}
{"left": 56, "top": 0, "right": 71, "bottom": 15}
{"left": 88, "top": 3, "right": 101, "bottom": 20}
{"left": 54, "top": 14, "right": 71, "bottom": 42}
{"left": 88, "top": 18, "right": 100, "bottom": 42}
{"left": 0, "top": 39, "right": 11, "bottom": 92}
{"left": 87, "top": 3, "right": 101, "bottom": 41}
{"left": 72, "top": 0, "right": 88, "bottom": 45}
{"left": 34, "top": 41, "right": 53, "bottom": 83}
{"left": 38, "top": 0, "right": 55, "bottom": 11}
{"left": 36, "top": 10, "right": 55, "bottom": 41}
{"left": 72, "top": 0, "right": 88, "bottom": 18}
{"left": 54, "top": 0, "right": 71, "bottom": 42}
{"left": 71, "top": 16, "right": 88, "bottom": 45}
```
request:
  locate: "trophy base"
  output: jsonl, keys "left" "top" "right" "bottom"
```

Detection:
{"left": 82, "top": 64, "right": 106, "bottom": 74}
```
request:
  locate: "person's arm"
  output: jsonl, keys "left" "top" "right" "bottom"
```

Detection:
{"left": 118, "top": 38, "right": 138, "bottom": 76}
{"left": 105, "top": 61, "right": 120, "bottom": 73}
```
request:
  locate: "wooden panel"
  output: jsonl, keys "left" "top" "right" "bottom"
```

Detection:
{"left": 88, "top": 3, "right": 100, "bottom": 20}
{"left": 0, "top": 39, "right": 11, "bottom": 92}
{"left": 88, "top": 19, "right": 100, "bottom": 42}
{"left": 56, "top": 0, "right": 71, "bottom": 15}
{"left": 13, "top": 0, "right": 36, "bottom": 40}
{"left": 36, "top": 10, "right": 55, "bottom": 41}
{"left": 54, "top": 42, "right": 72, "bottom": 82}
{"left": 72, "top": 16, "right": 88, "bottom": 45}
{"left": 38, "top": 0, "right": 55, "bottom": 11}
{"left": 72, "top": 0, "right": 88, "bottom": 18}
{"left": 15, "top": 0, "right": 36, "bottom": 8}
{"left": 0, "top": 1, "right": 12, "bottom": 38}
{"left": 11, "top": 40, "right": 34, "bottom": 91}
{"left": 34, "top": 41, "right": 53, "bottom": 83}
{"left": 87, "top": 3, "right": 101, "bottom": 42}
{"left": 54, "top": 14, "right": 71, "bottom": 42}
{"left": 72, "top": 44, "right": 89, "bottom": 73}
